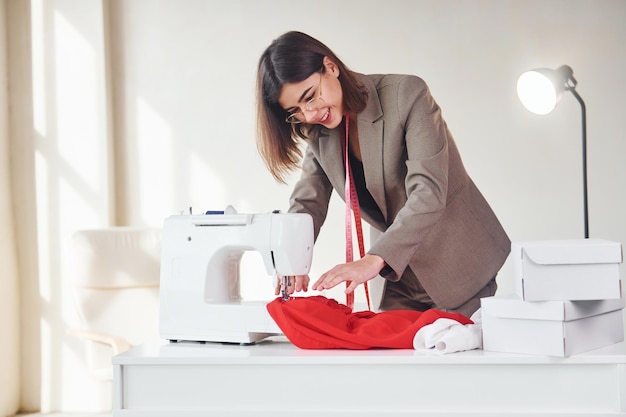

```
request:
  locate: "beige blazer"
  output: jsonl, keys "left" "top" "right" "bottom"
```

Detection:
{"left": 289, "top": 73, "right": 510, "bottom": 309}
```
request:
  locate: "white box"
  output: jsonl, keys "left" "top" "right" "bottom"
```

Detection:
{"left": 512, "top": 239, "right": 623, "bottom": 301}
{"left": 481, "top": 294, "right": 625, "bottom": 357}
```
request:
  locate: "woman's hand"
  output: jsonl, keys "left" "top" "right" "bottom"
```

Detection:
{"left": 274, "top": 274, "right": 310, "bottom": 296}
{"left": 312, "top": 254, "right": 386, "bottom": 294}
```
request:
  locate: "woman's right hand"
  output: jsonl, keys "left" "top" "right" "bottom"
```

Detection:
{"left": 274, "top": 274, "right": 310, "bottom": 296}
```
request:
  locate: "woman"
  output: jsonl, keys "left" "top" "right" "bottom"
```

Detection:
{"left": 256, "top": 31, "right": 510, "bottom": 317}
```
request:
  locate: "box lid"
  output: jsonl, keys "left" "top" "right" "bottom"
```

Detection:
{"left": 481, "top": 293, "right": 625, "bottom": 321}
{"left": 516, "top": 239, "right": 623, "bottom": 266}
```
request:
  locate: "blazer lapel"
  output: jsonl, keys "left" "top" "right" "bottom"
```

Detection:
{"left": 318, "top": 127, "right": 346, "bottom": 198}
{"left": 357, "top": 75, "right": 387, "bottom": 221}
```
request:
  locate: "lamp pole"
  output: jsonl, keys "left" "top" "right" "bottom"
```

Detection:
{"left": 567, "top": 87, "right": 589, "bottom": 238}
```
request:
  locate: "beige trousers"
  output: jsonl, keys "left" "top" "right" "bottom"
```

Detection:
{"left": 379, "top": 273, "right": 497, "bottom": 318}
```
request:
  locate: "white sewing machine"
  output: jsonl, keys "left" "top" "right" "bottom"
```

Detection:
{"left": 159, "top": 208, "right": 314, "bottom": 344}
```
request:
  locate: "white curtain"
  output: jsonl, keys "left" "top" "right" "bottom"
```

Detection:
{"left": 3, "top": 0, "right": 42, "bottom": 414}
{"left": 0, "top": 1, "right": 21, "bottom": 415}
{"left": 2, "top": 0, "right": 115, "bottom": 413}
{"left": 0, "top": 133, "right": 20, "bottom": 417}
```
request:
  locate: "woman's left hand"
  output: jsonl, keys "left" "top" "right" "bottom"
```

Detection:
{"left": 312, "top": 254, "right": 386, "bottom": 294}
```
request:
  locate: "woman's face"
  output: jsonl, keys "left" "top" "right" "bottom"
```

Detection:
{"left": 278, "top": 57, "right": 344, "bottom": 129}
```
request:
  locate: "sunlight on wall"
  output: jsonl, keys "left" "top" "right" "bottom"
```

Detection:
{"left": 39, "top": 315, "right": 52, "bottom": 411}
{"left": 31, "top": 0, "right": 114, "bottom": 412}
{"left": 55, "top": 15, "right": 105, "bottom": 196}
{"left": 136, "top": 97, "right": 173, "bottom": 226}
{"left": 189, "top": 151, "right": 226, "bottom": 213}
{"left": 34, "top": 151, "right": 51, "bottom": 303}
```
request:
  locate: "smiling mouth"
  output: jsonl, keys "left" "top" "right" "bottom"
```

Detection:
{"left": 319, "top": 109, "right": 330, "bottom": 124}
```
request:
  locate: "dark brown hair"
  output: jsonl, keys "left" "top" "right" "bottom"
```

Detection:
{"left": 256, "top": 31, "right": 368, "bottom": 183}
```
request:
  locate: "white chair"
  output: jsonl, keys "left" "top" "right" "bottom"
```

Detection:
{"left": 68, "top": 227, "right": 162, "bottom": 381}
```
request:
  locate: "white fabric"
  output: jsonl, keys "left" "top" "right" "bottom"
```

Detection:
{"left": 413, "top": 309, "right": 483, "bottom": 354}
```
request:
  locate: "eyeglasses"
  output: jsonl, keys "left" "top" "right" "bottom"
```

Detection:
{"left": 285, "top": 72, "right": 325, "bottom": 124}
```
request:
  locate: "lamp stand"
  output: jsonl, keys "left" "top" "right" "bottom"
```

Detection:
{"left": 568, "top": 88, "right": 589, "bottom": 238}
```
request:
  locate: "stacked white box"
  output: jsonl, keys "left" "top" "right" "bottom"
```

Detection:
{"left": 482, "top": 239, "right": 624, "bottom": 357}
{"left": 512, "top": 239, "right": 622, "bottom": 301}
{"left": 482, "top": 294, "right": 624, "bottom": 356}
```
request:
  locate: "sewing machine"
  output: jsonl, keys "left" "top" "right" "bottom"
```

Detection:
{"left": 159, "top": 208, "right": 314, "bottom": 344}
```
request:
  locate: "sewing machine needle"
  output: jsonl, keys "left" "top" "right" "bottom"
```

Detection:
{"left": 281, "top": 276, "right": 291, "bottom": 301}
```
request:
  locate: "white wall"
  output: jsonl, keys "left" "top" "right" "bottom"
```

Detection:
{"left": 110, "top": 0, "right": 626, "bottom": 292}
{"left": 11, "top": 0, "right": 626, "bottom": 412}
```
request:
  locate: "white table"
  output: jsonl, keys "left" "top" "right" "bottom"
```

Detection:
{"left": 113, "top": 338, "right": 626, "bottom": 417}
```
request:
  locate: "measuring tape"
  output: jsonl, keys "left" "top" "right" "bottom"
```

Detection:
{"left": 342, "top": 114, "right": 371, "bottom": 311}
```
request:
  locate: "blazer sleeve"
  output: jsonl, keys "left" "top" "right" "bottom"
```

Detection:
{"left": 367, "top": 76, "right": 451, "bottom": 281}
{"left": 287, "top": 144, "right": 334, "bottom": 241}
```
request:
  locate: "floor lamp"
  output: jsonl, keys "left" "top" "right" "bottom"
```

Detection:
{"left": 516, "top": 65, "right": 589, "bottom": 239}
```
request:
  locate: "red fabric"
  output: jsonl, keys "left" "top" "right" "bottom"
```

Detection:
{"left": 267, "top": 296, "right": 473, "bottom": 350}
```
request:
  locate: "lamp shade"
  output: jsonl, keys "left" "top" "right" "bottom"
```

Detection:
{"left": 517, "top": 70, "right": 561, "bottom": 115}
{"left": 516, "top": 66, "right": 575, "bottom": 115}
